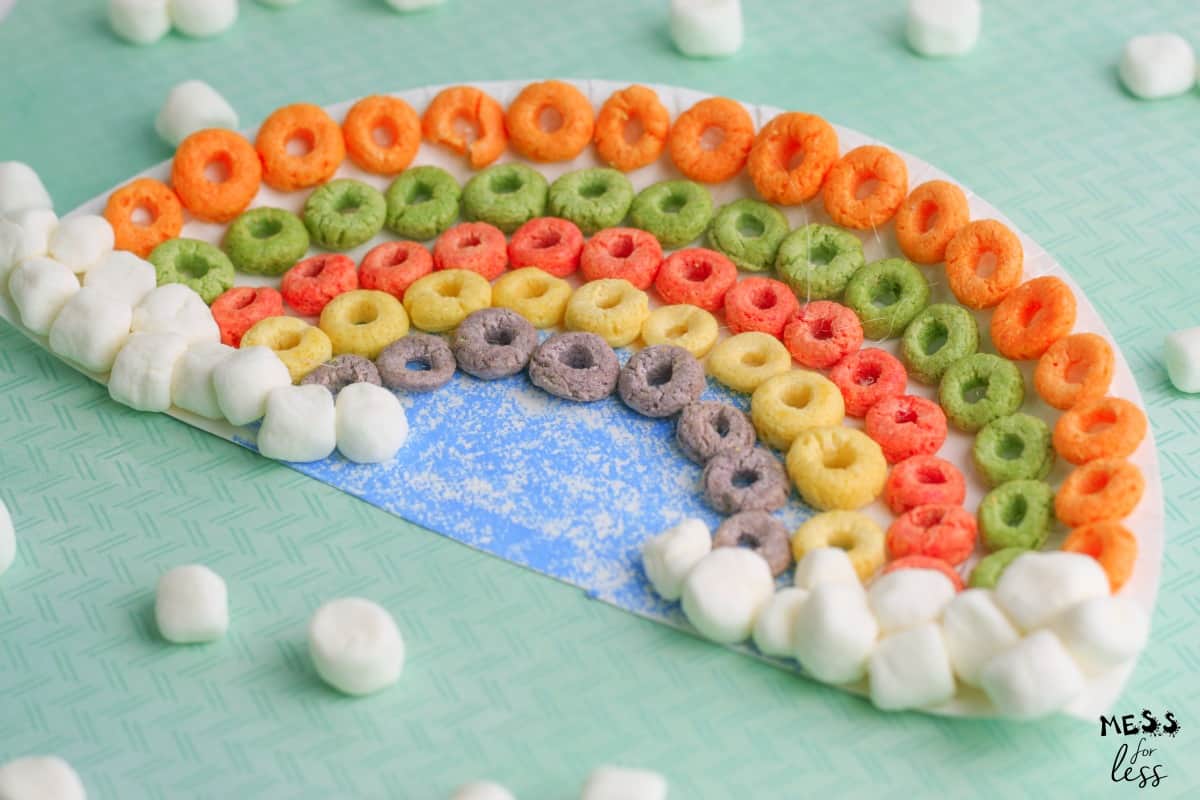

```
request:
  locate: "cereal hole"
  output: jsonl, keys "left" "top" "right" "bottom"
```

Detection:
{"left": 532, "top": 229, "right": 561, "bottom": 249}
{"left": 854, "top": 177, "right": 880, "bottom": 201}
{"left": 595, "top": 291, "right": 621, "bottom": 310}
{"left": 387, "top": 248, "right": 410, "bottom": 267}
{"left": 537, "top": 106, "right": 564, "bottom": 134}
{"left": 871, "top": 278, "right": 901, "bottom": 308}
{"left": 659, "top": 193, "right": 687, "bottom": 214}
{"left": 647, "top": 361, "right": 674, "bottom": 387}
{"left": 436, "top": 277, "right": 463, "bottom": 297}
{"left": 714, "top": 412, "right": 732, "bottom": 437}
{"left": 250, "top": 217, "right": 283, "bottom": 240}
{"left": 782, "top": 385, "right": 813, "bottom": 409}
{"left": 579, "top": 178, "right": 609, "bottom": 199}
{"left": 684, "top": 259, "right": 712, "bottom": 282}
{"left": 731, "top": 469, "right": 759, "bottom": 488}
{"left": 561, "top": 343, "right": 595, "bottom": 370}
{"left": 334, "top": 193, "right": 362, "bottom": 215}
{"left": 1002, "top": 495, "right": 1028, "bottom": 526}
{"left": 916, "top": 200, "right": 940, "bottom": 234}
{"left": 405, "top": 182, "right": 433, "bottom": 205}
{"left": 285, "top": 129, "right": 315, "bottom": 157}
{"left": 822, "top": 445, "right": 856, "bottom": 470}
{"left": 606, "top": 234, "right": 635, "bottom": 259}
{"left": 751, "top": 287, "right": 777, "bottom": 310}
{"left": 853, "top": 362, "right": 881, "bottom": 386}
{"left": 740, "top": 350, "right": 767, "bottom": 367}
{"left": 519, "top": 281, "right": 548, "bottom": 300}
{"left": 961, "top": 378, "right": 988, "bottom": 404}
{"left": 131, "top": 205, "right": 154, "bottom": 226}
{"left": 810, "top": 317, "right": 834, "bottom": 340}
{"left": 893, "top": 406, "right": 918, "bottom": 425}
{"left": 371, "top": 118, "right": 397, "bottom": 148}
{"left": 450, "top": 114, "right": 478, "bottom": 145}
{"left": 920, "top": 320, "right": 948, "bottom": 355}
{"left": 405, "top": 358, "right": 432, "bottom": 372}
{"left": 490, "top": 172, "right": 523, "bottom": 195}
{"left": 1018, "top": 300, "right": 1043, "bottom": 328}
{"left": 736, "top": 533, "right": 761, "bottom": 549}
{"left": 736, "top": 213, "right": 765, "bottom": 238}
{"left": 459, "top": 233, "right": 482, "bottom": 249}
{"left": 1081, "top": 468, "right": 1111, "bottom": 494}
{"left": 917, "top": 465, "right": 947, "bottom": 485}
{"left": 1064, "top": 358, "right": 1089, "bottom": 385}
{"left": 203, "top": 155, "right": 232, "bottom": 184}
{"left": 974, "top": 251, "right": 998, "bottom": 279}
{"left": 485, "top": 327, "right": 515, "bottom": 346}
{"left": 664, "top": 323, "right": 689, "bottom": 338}
{"left": 784, "top": 143, "right": 807, "bottom": 172}
{"left": 808, "top": 240, "right": 838, "bottom": 266}
{"left": 349, "top": 303, "right": 379, "bottom": 326}
{"left": 621, "top": 115, "right": 645, "bottom": 146}
{"left": 1083, "top": 408, "right": 1117, "bottom": 434}
{"left": 275, "top": 331, "right": 302, "bottom": 350}
{"left": 827, "top": 529, "right": 857, "bottom": 550}
{"left": 700, "top": 125, "right": 726, "bottom": 152}
{"left": 177, "top": 253, "right": 211, "bottom": 279}
{"left": 997, "top": 433, "right": 1025, "bottom": 460}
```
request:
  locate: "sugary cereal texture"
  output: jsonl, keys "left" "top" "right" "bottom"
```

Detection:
{"left": 319, "top": 289, "right": 410, "bottom": 360}
{"left": 241, "top": 315, "right": 333, "bottom": 383}
{"left": 641, "top": 304, "right": 719, "bottom": 359}
{"left": 376, "top": 333, "right": 457, "bottom": 393}
{"left": 491, "top": 267, "right": 572, "bottom": 329}
{"left": 887, "top": 504, "right": 977, "bottom": 565}
{"left": 790, "top": 511, "right": 885, "bottom": 582}
{"left": 527, "top": 332, "right": 620, "bottom": 403}
{"left": 1053, "top": 396, "right": 1147, "bottom": 465}
{"left": 403, "top": 269, "right": 492, "bottom": 333}
{"left": 1055, "top": 458, "right": 1144, "bottom": 528}
{"left": 702, "top": 447, "right": 790, "bottom": 514}
{"left": 978, "top": 479, "right": 1055, "bottom": 551}
{"left": 972, "top": 412, "right": 1055, "bottom": 487}
{"left": 883, "top": 455, "right": 966, "bottom": 514}
{"left": 706, "top": 332, "right": 792, "bottom": 394}
{"left": 750, "top": 369, "right": 845, "bottom": 451}
{"left": 786, "top": 426, "right": 887, "bottom": 511}
{"left": 281, "top": 255, "right": 359, "bottom": 316}
{"left": 617, "top": 345, "right": 705, "bottom": 418}
{"left": 675, "top": 400, "right": 756, "bottom": 464}
{"left": 564, "top": 278, "right": 649, "bottom": 347}
{"left": 452, "top": 308, "right": 538, "bottom": 381}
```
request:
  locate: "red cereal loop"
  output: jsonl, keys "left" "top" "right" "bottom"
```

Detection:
{"left": 887, "top": 505, "right": 977, "bottom": 566}
{"left": 579, "top": 227, "right": 663, "bottom": 289}
{"left": 433, "top": 221, "right": 509, "bottom": 281}
{"left": 359, "top": 241, "right": 434, "bottom": 301}
{"left": 281, "top": 254, "right": 359, "bottom": 316}
{"left": 782, "top": 301, "right": 863, "bottom": 369}
{"left": 829, "top": 347, "right": 907, "bottom": 417}
{"left": 882, "top": 555, "right": 965, "bottom": 591}
{"left": 653, "top": 247, "right": 738, "bottom": 312}
{"left": 211, "top": 286, "right": 284, "bottom": 347}
{"left": 865, "top": 394, "right": 948, "bottom": 463}
{"left": 883, "top": 455, "right": 966, "bottom": 514}
{"left": 723, "top": 277, "right": 800, "bottom": 338}
{"left": 508, "top": 217, "right": 584, "bottom": 278}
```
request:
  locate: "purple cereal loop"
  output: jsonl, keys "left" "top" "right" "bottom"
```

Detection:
{"left": 617, "top": 344, "right": 705, "bottom": 418}
{"left": 527, "top": 331, "right": 619, "bottom": 402}
{"left": 714, "top": 511, "right": 793, "bottom": 576}
{"left": 676, "top": 401, "right": 756, "bottom": 464}
{"left": 702, "top": 447, "right": 790, "bottom": 514}
{"left": 299, "top": 354, "right": 382, "bottom": 396}
{"left": 452, "top": 307, "right": 538, "bottom": 380}
{"left": 376, "top": 333, "right": 457, "bottom": 392}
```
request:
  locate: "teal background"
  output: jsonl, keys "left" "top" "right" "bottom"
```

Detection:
{"left": 2, "top": 0, "right": 1199, "bottom": 797}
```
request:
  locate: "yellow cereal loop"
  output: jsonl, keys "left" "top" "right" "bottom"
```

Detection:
{"left": 641, "top": 304, "right": 719, "bottom": 358}
{"left": 403, "top": 268, "right": 492, "bottom": 333}
{"left": 751, "top": 370, "right": 845, "bottom": 451}
{"left": 786, "top": 426, "right": 887, "bottom": 510}
{"left": 492, "top": 267, "right": 572, "bottom": 328}
{"left": 318, "top": 289, "right": 410, "bottom": 359}
{"left": 790, "top": 511, "right": 886, "bottom": 582}
{"left": 564, "top": 278, "right": 650, "bottom": 347}
{"left": 241, "top": 315, "right": 333, "bottom": 383}
{"left": 706, "top": 331, "right": 791, "bottom": 394}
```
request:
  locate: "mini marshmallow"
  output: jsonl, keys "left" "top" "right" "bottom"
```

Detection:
{"left": 680, "top": 547, "right": 774, "bottom": 643}
{"left": 868, "top": 623, "right": 956, "bottom": 711}
{"left": 109, "top": 0, "right": 171, "bottom": 45}
{"left": 335, "top": 383, "right": 409, "bottom": 463}
{"left": 0, "top": 498, "right": 14, "bottom": 577}
{"left": 171, "top": 341, "right": 235, "bottom": 419}
{"left": 0, "top": 161, "right": 53, "bottom": 216}
{"left": 752, "top": 587, "right": 808, "bottom": 658}
{"left": 48, "top": 215, "right": 114, "bottom": 274}
{"left": 0, "top": 755, "right": 86, "bottom": 800}
{"left": 10, "top": 208, "right": 58, "bottom": 262}
{"left": 257, "top": 384, "right": 337, "bottom": 462}
{"left": 980, "top": 630, "right": 1085, "bottom": 718}
{"left": 156, "top": 564, "right": 228, "bottom": 643}
{"left": 132, "top": 283, "right": 220, "bottom": 344}
{"left": 1163, "top": 326, "right": 1200, "bottom": 393}
{"left": 384, "top": 0, "right": 446, "bottom": 11}
{"left": 669, "top": 0, "right": 743, "bottom": 59}
{"left": 108, "top": 332, "right": 189, "bottom": 412}
{"left": 155, "top": 80, "right": 240, "bottom": 147}
{"left": 995, "top": 551, "right": 1110, "bottom": 631}
{"left": 48, "top": 287, "right": 133, "bottom": 374}
{"left": 84, "top": 251, "right": 157, "bottom": 307}
{"left": 212, "top": 346, "right": 292, "bottom": 425}
{"left": 793, "top": 581, "right": 879, "bottom": 684}
{"left": 1049, "top": 595, "right": 1150, "bottom": 674}
{"left": 906, "top": 0, "right": 981, "bottom": 57}
{"left": 1119, "top": 34, "right": 1197, "bottom": 100}
{"left": 793, "top": 546, "right": 860, "bottom": 590}
{"left": 452, "top": 782, "right": 515, "bottom": 800}
{"left": 940, "top": 588, "right": 1020, "bottom": 687}
{"left": 168, "top": 0, "right": 238, "bottom": 37}
{"left": 867, "top": 569, "right": 956, "bottom": 634}
{"left": 641, "top": 517, "right": 711, "bottom": 601}
{"left": 0, "top": 217, "right": 25, "bottom": 286}
{"left": 8, "top": 256, "right": 79, "bottom": 335}
{"left": 308, "top": 597, "right": 405, "bottom": 696}
{"left": 580, "top": 766, "right": 668, "bottom": 800}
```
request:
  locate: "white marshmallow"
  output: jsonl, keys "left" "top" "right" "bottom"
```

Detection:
{"left": 0, "top": 161, "right": 53, "bottom": 216}
{"left": 905, "top": 0, "right": 981, "bottom": 57}
{"left": 257, "top": 384, "right": 337, "bottom": 462}
{"left": 0, "top": 217, "right": 26, "bottom": 287}
{"left": 155, "top": 80, "right": 239, "bottom": 147}
{"left": 641, "top": 517, "right": 711, "bottom": 601}
{"left": 212, "top": 345, "right": 292, "bottom": 425}
{"left": 669, "top": 0, "right": 743, "bottom": 59}
{"left": 793, "top": 581, "right": 878, "bottom": 684}
{"left": 995, "top": 552, "right": 1110, "bottom": 631}
{"left": 0, "top": 755, "right": 86, "bottom": 800}
{"left": 83, "top": 251, "right": 157, "bottom": 307}
{"left": 108, "top": 0, "right": 171, "bottom": 45}
{"left": 580, "top": 766, "right": 667, "bottom": 800}
{"left": 867, "top": 569, "right": 956, "bottom": 634}
{"left": 1049, "top": 595, "right": 1150, "bottom": 675}
{"left": 108, "top": 332, "right": 189, "bottom": 412}
{"left": 752, "top": 587, "right": 808, "bottom": 658}
{"left": 1163, "top": 326, "right": 1200, "bottom": 393}
{"left": 10, "top": 208, "right": 58, "bottom": 262}
{"left": 1119, "top": 34, "right": 1197, "bottom": 100}
{"left": 132, "top": 283, "right": 220, "bottom": 344}
{"left": 680, "top": 547, "right": 774, "bottom": 644}
{"left": 155, "top": 564, "right": 228, "bottom": 643}
{"left": 258, "top": 0, "right": 303, "bottom": 6}
{"left": 168, "top": 0, "right": 238, "bottom": 37}
{"left": 308, "top": 597, "right": 405, "bottom": 696}
{"left": 385, "top": 0, "right": 446, "bottom": 11}
{"left": 451, "top": 781, "right": 515, "bottom": 800}
{"left": 0, "top": 498, "right": 14, "bottom": 577}
{"left": 8, "top": 256, "right": 79, "bottom": 335}
{"left": 171, "top": 341, "right": 235, "bottom": 419}
{"left": 980, "top": 630, "right": 1085, "bottom": 718}
{"left": 335, "top": 383, "right": 409, "bottom": 463}
{"left": 940, "top": 589, "right": 1020, "bottom": 687}
{"left": 793, "top": 546, "right": 860, "bottom": 590}
{"left": 868, "top": 623, "right": 956, "bottom": 711}
{"left": 48, "top": 287, "right": 133, "bottom": 374}
{"left": 48, "top": 215, "right": 114, "bottom": 274}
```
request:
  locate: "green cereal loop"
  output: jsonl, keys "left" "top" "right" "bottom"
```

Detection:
{"left": 968, "top": 546, "right": 1029, "bottom": 589}
{"left": 774, "top": 223, "right": 864, "bottom": 301}
{"left": 706, "top": 199, "right": 789, "bottom": 272}
{"left": 629, "top": 179, "right": 713, "bottom": 249}
{"left": 972, "top": 412, "right": 1055, "bottom": 487}
{"left": 842, "top": 257, "right": 930, "bottom": 340}
{"left": 462, "top": 163, "right": 549, "bottom": 234}
{"left": 547, "top": 167, "right": 634, "bottom": 235}
{"left": 385, "top": 165, "right": 461, "bottom": 241}
{"left": 978, "top": 480, "right": 1055, "bottom": 552}
{"left": 938, "top": 353, "right": 1025, "bottom": 433}
{"left": 223, "top": 207, "right": 309, "bottom": 276}
{"left": 149, "top": 237, "right": 235, "bottom": 304}
{"left": 303, "top": 179, "right": 386, "bottom": 251}
{"left": 901, "top": 303, "right": 980, "bottom": 384}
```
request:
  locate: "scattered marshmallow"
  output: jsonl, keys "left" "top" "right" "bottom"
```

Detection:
{"left": 155, "top": 564, "right": 228, "bottom": 643}
{"left": 1118, "top": 34, "right": 1197, "bottom": 100}
{"left": 793, "top": 581, "right": 878, "bottom": 684}
{"left": 867, "top": 568, "right": 956, "bottom": 634}
{"left": 335, "top": 383, "right": 409, "bottom": 463}
{"left": 995, "top": 552, "right": 1110, "bottom": 631}
{"left": 8, "top": 256, "right": 79, "bottom": 335}
{"left": 168, "top": 0, "right": 238, "bottom": 37}
{"left": 0, "top": 161, "right": 53, "bottom": 216}
{"left": 979, "top": 630, "right": 1084, "bottom": 718}
{"left": 257, "top": 384, "right": 337, "bottom": 462}
{"left": 451, "top": 782, "right": 515, "bottom": 800}
{"left": 48, "top": 287, "right": 133, "bottom": 374}
{"left": 132, "top": 283, "right": 220, "bottom": 344}
{"left": 48, "top": 215, "right": 114, "bottom": 274}
{"left": 905, "top": 0, "right": 981, "bottom": 57}
{"left": 669, "top": 0, "right": 743, "bottom": 59}
{"left": 641, "top": 517, "right": 711, "bottom": 601}
{"left": 108, "top": 332, "right": 189, "bottom": 412}
{"left": 83, "top": 251, "right": 157, "bottom": 307}
{"left": 9, "top": 208, "right": 58, "bottom": 262}
{"left": 385, "top": 0, "right": 446, "bottom": 11}
{"left": 752, "top": 587, "right": 808, "bottom": 658}
{"left": 580, "top": 766, "right": 668, "bottom": 800}
{"left": 308, "top": 597, "right": 405, "bottom": 696}
{"left": 680, "top": 547, "right": 774, "bottom": 644}
{"left": 171, "top": 341, "right": 235, "bottom": 419}
{"left": 0, "top": 498, "right": 14, "bottom": 577}
{"left": 212, "top": 346, "right": 292, "bottom": 425}
{"left": 869, "top": 623, "right": 956, "bottom": 711}
{"left": 793, "top": 547, "right": 860, "bottom": 590}
{"left": 1163, "top": 326, "right": 1200, "bottom": 393}
{"left": 0, "top": 755, "right": 86, "bottom": 800}
{"left": 1049, "top": 595, "right": 1150, "bottom": 675}
{"left": 108, "top": 0, "right": 171, "bottom": 45}
{"left": 940, "top": 589, "right": 1020, "bottom": 687}
{"left": 0, "top": 217, "right": 25, "bottom": 286}
{"left": 155, "top": 80, "right": 239, "bottom": 148}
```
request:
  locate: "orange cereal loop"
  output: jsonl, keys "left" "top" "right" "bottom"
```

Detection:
{"left": 747, "top": 112, "right": 839, "bottom": 205}
{"left": 342, "top": 94, "right": 421, "bottom": 175}
{"left": 668, "top": 97, "right": 755, "bottom": 183}
{"left": 1055, "top": 458, "right": 1145, "bottom": 528}
{"left": 422, "top": 85, "right": 508, "bottom": 169}
{"left": 594, "top": 84, "right": 671, "bottom": 172}
{"left": 821, "top": 145, "right": 909, "bottom": 230}
{"left": 990, "top": 276, "right": 1077, "bottom": 361}
{"left": 894, "top": 180, "right": 970, "bottom": 264}
{"left": 944, "top": 219, "right": 1023, "bottom": 309}
{"left": 506, "top": 80, "right": 595, "bottom": 162}
{"left": 1034, "top": 333, "right": 1115, "bottom": 410}
{"left": 255, "top": 103, "right": 345, "bottom": 192}
{"left": 1054, "top": 396, "right": 1148, "bottom": 465}
{"left": 103, "top": 177, "right": 183, "bottom": 258}
{"left": 170, "top": 128, "right": 262, "bottom": 223}
{"left": 1061, "top": 521, "right": 1138, "bottom": 592}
